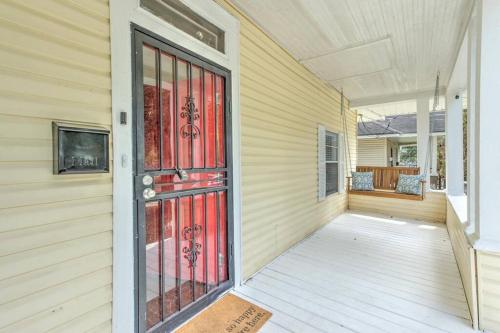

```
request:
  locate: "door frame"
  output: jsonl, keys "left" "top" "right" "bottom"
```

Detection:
{"left": 133, "top": 27, "right": 235, "bottom": 332}
{"left": 110, "top": 1, "right": 241, "bottom": 332}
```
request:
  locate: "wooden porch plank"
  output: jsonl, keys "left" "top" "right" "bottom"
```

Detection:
{"left": 236, "top": 212, "right": 476, "bottom": 333}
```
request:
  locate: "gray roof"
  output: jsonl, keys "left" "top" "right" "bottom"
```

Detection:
{"left": 358, "top": 111, "right": 445, "bottom": 136}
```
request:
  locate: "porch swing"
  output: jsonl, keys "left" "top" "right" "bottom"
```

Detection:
{"left": 344, "top": 72, "right": 441, "bottom": 201}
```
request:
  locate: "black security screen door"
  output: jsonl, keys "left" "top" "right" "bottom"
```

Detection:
{"left": 133, "top": 29, "right": 233, "bottom": 333}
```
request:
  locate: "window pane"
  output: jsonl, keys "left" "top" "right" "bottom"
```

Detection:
{"left": 163, "top": 199, "right": 178, "bottom": 318}
{"left": 143, "top": 45, "right": 161, "bottom": 170}
{"left": 206, "top": 192, "right": 218, "bottom": 292}
{"left": 326, "top": 145, "right": 337, "bottom": 162}
{"left": 193, "top": 194, "right": 206, "bottom": 299}
{"left": 325, "top": 132, "right": 338, "bottom": 162}
{"left": 218, "top": 191, "right": 228, "bottom": 283}
{"left": 141, "top": 0, "right": 225, "bottom": 53}
{"left": 192, "top": 65, "right": 204, "bottom": 168}
{"left": 204, "top": 71, "right": 216, "bottom": 168}
{"left": 161, "top": 52, "right": 176, "bottom": 169}
{"left": 145, "top": 201, "right": 162, "bottom": 329}
{"left": 215, "top": 75, "right": 225, "bottom": 167}
{"left": 179, "top": 196, "right": 193, "bottom": 308}
{"left": 326, "top": 162, "right": 339, "bottom": 194}
{"left": 178, "top": 60, "right": 192, "bottom": 169}
{"left": 325, "top": 133, "right": 337, "bottom": 147}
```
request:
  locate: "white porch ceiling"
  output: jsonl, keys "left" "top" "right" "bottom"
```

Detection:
{"left": 231, "top": 0, "right": 474, "bottom": 105}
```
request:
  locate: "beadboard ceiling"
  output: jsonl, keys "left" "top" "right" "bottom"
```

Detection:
{"left": 231, "top": 0, "right": 473, "bottom": 106}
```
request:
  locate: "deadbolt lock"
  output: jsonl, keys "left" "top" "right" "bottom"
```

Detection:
{"left": 142, "top": 175, "right": 153, "bottom": 186}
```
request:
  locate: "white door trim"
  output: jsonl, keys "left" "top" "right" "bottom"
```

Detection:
{"left": 109, "top": 1, "right": 241, "bottom": 332}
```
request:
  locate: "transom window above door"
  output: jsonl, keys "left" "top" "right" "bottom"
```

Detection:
{"left": 141, "top": 0, "right": 225, "bottom": 53}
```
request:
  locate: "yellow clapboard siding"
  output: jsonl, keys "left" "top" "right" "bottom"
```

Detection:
{"left": 84, "top": 319, "right": 113, "bottom": 333}
{"left": 0, "top": 70, "right": 110, "bottom": 107}
{"left": 218, "top": 0, "right": 357, "bottom": 279}
{"left": 477, "top": 250, "right": 500, "bottom": 332}
{"left": 1, "top": 285, "right": 112, "bottom": 333}
{"left": 446, "top": 199, "right": 478, "bottom": 327}
{"left": 0, "top": 47, "right": 110, "bottom": 90}
{"left": 0, "top": 232, "right": 112, "bottom": 281}
{"left": 46, "top": 303, "right": 112, "bottom": 333}
{"left": 57, "top": 0, "right": 110, "bottom": 22}
{"left": 3, "top": 0, "right": 110, "bottom": 36}
{"left": 0, "top": 249, "right": 111, "bottom": 306}
{"left": 0, "top": 161, "right": 113, "bottom": 186}
{"left": 0, "top": 267, "right": 111, "bottom": 329}
{"left": 357, "top": 138, "right": 388, "bottom": 167}
{"left": 0, "top": 196, "right": 112, "bottom": 233}
{"left": 0, "top": 93, "right": 111, "bottom": 124}
{"left": 0, "top": 0, "right": 112, "bottom": 330}
{"left": 349, "top": 191, "right": 446, "bottom": 223}
{"left": 0, "top": 25, "right": 108, "bottom": 70}
{"left": 0, "top": 180, "right": 112, "bottom": 209}
{"left": 0, "top": 114, "right": 112, "bottom": 140}
{"left": 0, "top": 2, "right": 110, "bottom": 50}
{"left": 0, "top": 213, "right": 112, "bottom": 257}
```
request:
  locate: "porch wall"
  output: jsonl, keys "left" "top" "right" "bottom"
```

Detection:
{"left": 477, "top": 250, "right": 500, "bottom": 332}
{"left": 349, "top": 191, "right": 447, "bottom": 223}
{"left": 446, "top": 199, "right": 478, "bottom": 326}
{"left": 217, "top": 1, "right": 358, "bottom": 280}
{"left": 447, "top": 198, "right": 500, "bottom": 332}
{"left": 0, "top": 1, "right": 112, "bottom": 331}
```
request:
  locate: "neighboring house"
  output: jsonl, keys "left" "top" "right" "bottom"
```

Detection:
{"left": 357, "top": 112, "right": 445, "bottom": 174}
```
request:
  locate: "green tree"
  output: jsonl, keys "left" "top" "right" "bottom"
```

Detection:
{"left": 399, "top": 145, "right": 417, "bottom": 166}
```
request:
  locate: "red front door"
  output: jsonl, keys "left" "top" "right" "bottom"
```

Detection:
{"left": 134, "top": 30, "right": 233, "bottom": 333}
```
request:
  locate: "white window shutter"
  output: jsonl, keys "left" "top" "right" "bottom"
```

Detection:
{"left": 338, "top": 133, "right": 345, "bottom": 193}
{"left": 318, "top": 125, "right": 326, "bottom": 201}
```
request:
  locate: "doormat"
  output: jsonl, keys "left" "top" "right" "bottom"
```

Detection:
{"left": 176, "top": 293, "right": 272, "bottom": 333}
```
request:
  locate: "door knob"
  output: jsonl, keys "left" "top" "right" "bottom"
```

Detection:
{"left": 143, "top": 188, "right": 156, "bottom": 200}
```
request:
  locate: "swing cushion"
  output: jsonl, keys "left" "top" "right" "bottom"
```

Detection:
{"left": 351, "top": 172, "right": 374, "bottom": 191}
{"left": 395, "top": 174, "right": 423, "bottom": 195}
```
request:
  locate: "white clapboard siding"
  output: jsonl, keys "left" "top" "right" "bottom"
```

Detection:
{"left": 357, "top": 138, "right": 388, "bottom": 167}
{"left": 241, "top": 212, "right": 475, "bottom": 333}
{"left": 218, "top": 0, "right": 358, "bottom": 280}
{"left": 0, "top": 0, "right": 112, "bottom": 331}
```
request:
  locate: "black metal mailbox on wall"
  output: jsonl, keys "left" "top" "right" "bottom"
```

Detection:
{"left": 52, "top": 122, "right": 110, "bottom": 174}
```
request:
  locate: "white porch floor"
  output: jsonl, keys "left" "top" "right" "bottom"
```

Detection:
{"left": 233, "top": 211, "right": 475, "bottom": 333}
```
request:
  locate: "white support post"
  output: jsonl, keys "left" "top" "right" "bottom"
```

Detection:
{"left": 467, "top": 4, "right": 479, "bottom": 236}
{"left": 430, "top": 136, "right": 438, "bottom": 177}
{"left": 446, "top": 93, "right": 464, "bottom": 196}
{"left": 469, "top": 0, "right": 500, "bottom": 249}
{"left": 417, "top": 96, "right": 430, "bottom": 189}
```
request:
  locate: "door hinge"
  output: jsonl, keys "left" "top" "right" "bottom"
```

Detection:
{"left": 230, "top": 243, "right": 234, "bottom": 257}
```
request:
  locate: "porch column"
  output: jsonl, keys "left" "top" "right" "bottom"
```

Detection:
{"left": 430, "top": 136, "right": 438, "bottom": 177}
{"left": 469, "top": 0, "right": 500, "bottom": 247}
{"left": 446, "top": 93, "right": 464, "bottom": 195}
{"left": 417, "top": 95, "right": 430, "bottom": 188}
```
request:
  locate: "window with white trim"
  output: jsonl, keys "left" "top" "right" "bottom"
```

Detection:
{"left": 325, "top": 131, "right": 339, "bottom": 195}
{"left": 318, "top": 125, "right": 344, "bottom": 201}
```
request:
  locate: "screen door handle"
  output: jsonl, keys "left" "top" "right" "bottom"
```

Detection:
{"left": 143, "top": 188, "right": 156, "bottom": 200}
